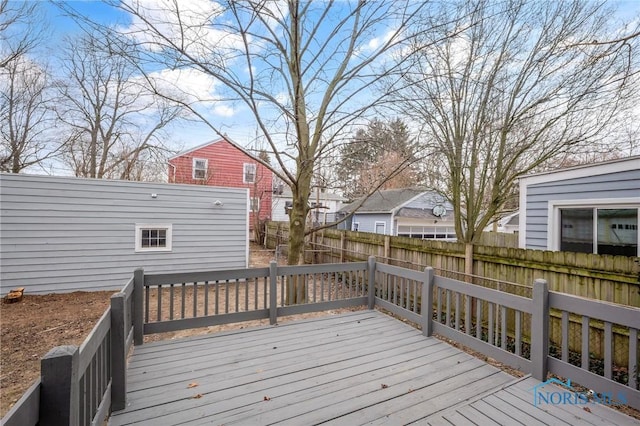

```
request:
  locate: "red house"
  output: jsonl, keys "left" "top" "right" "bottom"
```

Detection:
{"left": 168, "top": 138, "right": 273, "bottom": 234}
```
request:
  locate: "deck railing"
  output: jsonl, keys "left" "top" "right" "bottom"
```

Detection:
{"left": 2, "top": 257, "right": 639, "bottom": 425}
{"left": 2, "top": 277, "right": 135, "bottom": 426}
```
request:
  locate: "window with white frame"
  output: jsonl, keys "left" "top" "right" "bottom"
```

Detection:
{"left": 559, "top": 207, "right": 638, "bottom": 256}
{"left": 375, "top": 221, "right": 386, "bottom": 235}
{"left": 193, "top": 158, "right": 208, "bottom": 180}
{"left": 250, "top": 197, "right": 260, "bottom": 212}
{"left": 135, "top": 224, "right": 173, "bottom": 252}
{"left": 352, "top": 222, "right": 359, "bottom": 231}
{"left": 243, "top": 163, "right": 257, "bottom": 183}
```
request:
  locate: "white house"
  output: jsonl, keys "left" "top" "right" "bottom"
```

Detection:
{"left": 518, "top": 156, "right": 640, "bottom": 256}
{"left": 0, "top": 173, "right": 249, "bottom": 295}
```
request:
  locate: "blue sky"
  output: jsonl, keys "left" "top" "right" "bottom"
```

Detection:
{"left": 27, "top": 0, "right": 640, "bottom": 159}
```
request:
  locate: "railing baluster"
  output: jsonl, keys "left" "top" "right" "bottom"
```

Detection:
{"left": 204, "top": 281, "right": 209, "bottom": 316}
{"left": 280, "top": 275, "right": 285, "bottom": 306}
{"left": 225, "top": 280, "right": 230, "bottom": 314}
{"left": 144, "top": 285, "right": 150, "bottom": 324}
{"left": 465, "top": 294, "right": 471, "bottom": 335}
{"left": 630, "top": 328, "right": 638, "bottom": 389}
{"left": 500, "top": 306, "right": 507, "bottom": 350}
{"left": 604, "top": 321, "right": 612, "bottom": 379}
{"left": 157, "top": 285, "right": 162, "bottom": 322}
{"left": 169, "top": 284, "right": 174, "bottom": 320}
{"left": 476, "top": 298, "right": 482, "bottom": 339}
{"left": 262, "top": 277, "right": 267, "bottom": 309}
{"left": 488, "top": 303, "right": 494, "bottom": 345}
{"left": 436, "top": 287, "right": 442, "bottom": 324}
{"left": 181, "top": 283, "right": 186, "bottom": 319}
{"left": 413, "top": 280, "right": 418, "bottom": 313}
{"left": 561, "top": 311, "right": 569, "bottom": 362}
{"left": 313, "top": 273, "right": 317, "bottom": 303}
{"left": 582, "top": 316, "right": 590, "bottom": 370}
{"left": 515, "top": 310, "right": 522, "bottom": 356}
{"left": 193, "top": 282, "right": 198, "bottom": 318}
{"left": 215, "top": 280, "right": 219, "bottom": 315}
{"left": 246, "top": 278, "right": 250, "bottom": 312}
{"left": 455, "top": 292, "right": 461, "bottom": 331}
{"left": 446, "top": 290, "right": 451, "bottom": 327}
{"left": 321, "top": 273, "right": 325, "bottom": 302}
{"left": 235, "top": 279, "right": 239, "bottom": 313}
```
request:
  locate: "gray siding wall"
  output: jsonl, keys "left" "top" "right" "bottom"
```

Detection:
{"left": 352, "top": 213, "right": 391, "bottom": 234}
{"left": 0, "top": 174, "right": 248, "bottom": 295}
{"left": 525, "top": 169, "right": 640, "bottom": 250}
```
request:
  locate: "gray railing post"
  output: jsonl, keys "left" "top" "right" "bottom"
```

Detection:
{"left": 133, "top": 268, "right": 144, "bottom": 346}
{"left": 367, "top": 256, "right": 376, "bottom": 309}
{"left": 531, "top": 278, "right": 549, "bottom": 381}
{"left": 110, "top": 292, "right": 126, "bottom": 411}
{"left": 269, "top": 261, "right": 278, "bottom": 325}
{"left": 422, "top": 267, "right": 434, "bottom": 337}
{"left": 40, "top": 345, "right": 79, "bottom": 426}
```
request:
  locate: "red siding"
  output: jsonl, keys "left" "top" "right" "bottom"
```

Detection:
{"left": 169, "top": 139, "right": 273, "bottom": 229}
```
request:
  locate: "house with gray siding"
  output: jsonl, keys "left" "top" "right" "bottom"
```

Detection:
{"left": 518, "top": 156, "right": 640, "bottom": 256}
{"left": 0, "top": 174, "right": 249, "bottom": 295}
{"left": 337, "top": 188, "right": 455, "bottom": 240}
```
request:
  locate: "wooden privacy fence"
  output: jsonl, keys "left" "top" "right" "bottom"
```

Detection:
{"left": 3, "top": 258, "right": 639, "bottom": 425}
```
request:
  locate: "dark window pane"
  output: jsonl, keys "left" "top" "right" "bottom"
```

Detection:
{"left": 142, "top": 230, "right": 150, "bottom": 239}
{"left": 560, "top": 209, "right": 593, "bottom": 253}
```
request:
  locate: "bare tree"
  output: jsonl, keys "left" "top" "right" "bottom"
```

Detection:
{"left": 60, "top": 0, "right": 433, "bottom": 278}
{"left": 0, "top": 55, "right": 57, "bottom": 172}
{"left": 391, "top": 0, "right": 639, "bottom": 274}
{"left": 56, "top": 33, "right": 182, "bottom": 179}
{"left": 0, "top": 0, "right": 46, "bottom": 69}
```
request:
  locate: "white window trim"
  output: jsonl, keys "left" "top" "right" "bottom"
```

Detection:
{"left": 352, "top": 221, "right": 360, "bottom": 231}
{"left": 250, "top": 196, "right": 260, "bottom": 212}
{"left": 548, "top": 198, "right": 640, "bottom": 255}
{"left": 192, "top": 158, "right": 208, "bottom": 180}
{"left": 374, "top": 221, "right": 386, "bottom": 235}
{"left": 243, "top": 163, "right": 257, "bottom": 184}
{"left": 135, "top": 224, "right": 173, "bottom": 253}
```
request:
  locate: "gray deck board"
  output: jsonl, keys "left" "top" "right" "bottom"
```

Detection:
{"left": 109, "top": 310, "right": 640, "bottom": 426}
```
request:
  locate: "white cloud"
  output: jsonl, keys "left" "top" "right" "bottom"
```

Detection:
{"left": 120, "top": 0, "right": 246, "bottom": 60}
{"left": 213, "top": 104, "right": 235, "bottom": 117}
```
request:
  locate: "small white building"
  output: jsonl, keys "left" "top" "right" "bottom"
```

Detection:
{"left": 0, "top": 173, "right": 249, "bottom": 294}
{"left": 271, "top": 185, "right": 347, "bottom": 224}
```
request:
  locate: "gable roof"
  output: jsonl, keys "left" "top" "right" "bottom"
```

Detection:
{"left": 339, "top": 188, "right": 428, "bottom": 214}
{"left": 169, "top": 137, "right": 264, "bottom": 163}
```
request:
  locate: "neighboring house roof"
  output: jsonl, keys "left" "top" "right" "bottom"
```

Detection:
{"left": 395, "top": 207, "right": 442, "bottom": 220}
{"left": 506, "top": 214, "right": 519, "bottom": 226}
{"left": 339, "top": 188, "right": 431, "bottom": 214}
{"left": 169, "top": 137, "right": 264, "bottom": 163}
{"left": 518, "top": 155, "right": 640, "bottom": 186}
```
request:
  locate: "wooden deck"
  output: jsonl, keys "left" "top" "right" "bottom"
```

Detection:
{"left": 109, "top": 311, "right": 639, "bottom": 425}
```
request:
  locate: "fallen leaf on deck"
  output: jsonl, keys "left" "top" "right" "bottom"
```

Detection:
{"left": 583, "top": 407, "right": 591, "bottom": 413}
{"left": 187, "top": 382, "right": 199, "bottom": 388}
{"left": 264, "top": 396, "right": 271, "bottom": 401}
{"left": 193, "top": 394, "right": 203, "bottom": 399}
{"left": 381, "top": 384, "right": 388, "bottom": 389}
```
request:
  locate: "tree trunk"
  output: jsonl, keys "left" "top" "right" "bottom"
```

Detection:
{"left": 286, "top": 172, "right": 312, "bottom": 304}
{"left": 464, "top": 243, "right": 474, "bottom": 280}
